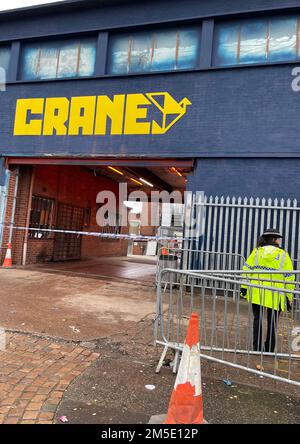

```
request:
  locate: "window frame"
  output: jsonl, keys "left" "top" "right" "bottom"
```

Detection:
{"left": 2, "top": 12, "right": 300, "bottom": 85}
{"left": 29, "top": 195, "right": 56, "bottom": 240}
{"left": 19, "top": 36, "right": 98, "bottom": 81}
{"left": 0, "top": 44, "right": 11, "bottom": 77}
{"left": 213, "top": 14, "right": 300, "bottom": 68}
{"left": 107, "top": 25, "right": 202, "bottom": 75}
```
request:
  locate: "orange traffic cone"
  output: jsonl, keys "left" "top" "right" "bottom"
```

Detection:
{"left": 2, "top": 243, "right": 13, "bottom": 268}
{"left": 164, "top": 313, "right": 205, "bottom": 424}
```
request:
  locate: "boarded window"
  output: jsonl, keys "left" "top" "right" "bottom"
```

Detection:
{"left": 108, "top": 27, "right": 200, "bottom": 74}
{"left": 29, "top": 196, "right": 55, "bottom": 239}
{"left": 239, "top": 20, "right": 268, "bottom": 64}
{"left": 0, "top": 46, "right": 11, "bottom": 73}
{"left": 269, "top": 17, "right": 297, "bottom": 62}
{"left": 214, "top": 16, "right": 299, "bottom": 66}
{"left": 20, "top": 38, "right": 97, "bottom": 80}
{"left": 214, "top": 23, "right": 240, "bottom": 66}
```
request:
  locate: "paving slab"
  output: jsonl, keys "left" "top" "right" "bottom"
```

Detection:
{"left": 0, "top": 333, "right": 99, "bottom": 424}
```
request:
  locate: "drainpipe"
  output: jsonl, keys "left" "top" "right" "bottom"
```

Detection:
{"left": 22, "top": 168, "right": 35, "bottom": 266}
{"left": 0, "top": 169, "right": 10, "bottom": 251}
{"left": 9, "top": 167, "right": 20, "bottom": 245}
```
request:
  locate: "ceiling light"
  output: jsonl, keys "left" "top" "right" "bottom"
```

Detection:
{"left": 108, "top": 166, "right": 124, "bottom": 175}
{"left": 129, "top": 177, "right": 143, "bottom": 185}
{"left": 139, "top": 177, "right": 154, "bottom": 187}
{"left": 169, "top": 167, "right": 183, "bottom": 177}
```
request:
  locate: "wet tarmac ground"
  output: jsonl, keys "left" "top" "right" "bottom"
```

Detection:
{"left": 55, "top": 337, "right": 300, "bottom": 425}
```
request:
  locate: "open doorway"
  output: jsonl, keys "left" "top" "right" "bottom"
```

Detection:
{"left": 8, "top": 158, "right": 193, "bottom": 282}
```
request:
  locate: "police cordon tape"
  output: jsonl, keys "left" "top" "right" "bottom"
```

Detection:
{"left": 0, "top": 224, "right": 185, "bottom": 242}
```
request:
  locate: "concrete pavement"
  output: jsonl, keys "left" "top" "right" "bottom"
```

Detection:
{"left": 0, "top": 267, "right": 299, "bottom": 424}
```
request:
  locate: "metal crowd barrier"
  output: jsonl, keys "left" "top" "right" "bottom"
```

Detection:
{"left": 156, "top": 247, "right": 245, "bottom": 290}
{"left": 292, "top": 260, "right": 300, "bottom": 316}
{"left": 154, "top": 269, "right": 300, "bottom": 387}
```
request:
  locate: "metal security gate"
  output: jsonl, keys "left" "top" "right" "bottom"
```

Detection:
{"left": 183, "top": 195, "right": 300, "bottom": 268}
{"left": 53, "top": 203, "right": 84, "bottom": 261}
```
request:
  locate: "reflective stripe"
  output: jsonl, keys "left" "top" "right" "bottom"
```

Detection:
{"left": 244, "top": 263, "right": 286, "bottom": 272}
{"left": 280, "top": 251, "right": 286, "bottom": 271}
{"left": 247, "top": 248, "right": 291, "bottom": 275}
{"left": 250, "top": 265, "right": 278, "bottom": 271}
{"left": 255, "top": 249, "right": 259, "bottom": 266}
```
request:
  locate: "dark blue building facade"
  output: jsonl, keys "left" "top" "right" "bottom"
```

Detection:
{"left": 1, "top": 0, "right": 300, "bottom": 199}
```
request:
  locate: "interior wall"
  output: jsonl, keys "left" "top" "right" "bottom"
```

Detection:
{"left": 26, "top": 165, "right": 128, "bottom": 264}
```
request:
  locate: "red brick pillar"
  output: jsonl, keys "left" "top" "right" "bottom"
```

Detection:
{"left": 1, "top": 168, "right": 17, "bottom": 264}
{"left": 1, "top": 166, "right": 33, "bottom": 265}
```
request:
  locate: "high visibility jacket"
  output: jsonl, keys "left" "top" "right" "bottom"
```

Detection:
{"left": 242, "top": 245, "right": 295, "bottom": 311}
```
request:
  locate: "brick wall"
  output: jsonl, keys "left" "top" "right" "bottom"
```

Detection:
{"left": 26, "top": 165, "right": 128, "bottom": 264}
{"left": 26, "top": 239, "right": 55, "bottom": 265}
{"left": 1, "top": 165, "right": 130, "bottom": 265}
{"left": 188, "top": 158, "right": 300, "bottom": 200}
{"left": 1, "top": 166, "right": 33, "bottom": 265}
{"left": 0, "top": 0, "right": 296, "bottom": 42}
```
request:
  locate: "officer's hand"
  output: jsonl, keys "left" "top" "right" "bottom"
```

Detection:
{"left": 286, "top": 299, "right": 292, "bottom": 312}
{"left": 240, "top": 288, "right": 247, "bottom": 298}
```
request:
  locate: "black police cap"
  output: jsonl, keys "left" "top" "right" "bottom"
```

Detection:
{"left": 262, "top": 228, "right": 283, "bottom": 238}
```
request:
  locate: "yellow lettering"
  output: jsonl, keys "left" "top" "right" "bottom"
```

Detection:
{"left": 43, "top": 98, "right": 69, "bottom": 136}
{"left": 13, "top": 92, "right": 190, "bottom": 137}
{"left": 14, "top": 98, "right": 44, "bottom": 136}
{"left": 95, "top": 95, "right": 125, "bottom": 135}
{"left": 124, "top": 94, "right": 151, "bottom": 135}
{"left": 68, "top": 96, "right": 96, "bottom": 135}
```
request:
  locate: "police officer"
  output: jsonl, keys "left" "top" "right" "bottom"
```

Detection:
{"left": 241, "top": 228, "right": 295, "bottom": 353}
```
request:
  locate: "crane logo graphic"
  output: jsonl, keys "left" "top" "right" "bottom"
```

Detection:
{"left": 14, "top": 92, "right": 192, "bottom": 136}
{"left": 146, "top": 92, "right": 192, "bottom": 134}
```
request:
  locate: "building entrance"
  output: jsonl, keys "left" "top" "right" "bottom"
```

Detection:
{"left": 1, "top": 157, "right": 194, "bottom": 282}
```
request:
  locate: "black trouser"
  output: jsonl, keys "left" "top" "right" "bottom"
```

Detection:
{"left": 252, "top": 304, "right": 281, "bottom": 353}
